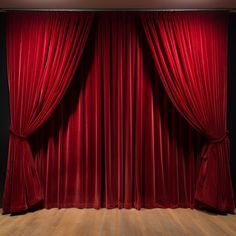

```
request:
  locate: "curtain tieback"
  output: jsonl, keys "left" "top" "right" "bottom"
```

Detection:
{"left": 201, "top": 131, "right": 229, "bottom": 159}
{"left": 206, "top": 131, "right": 229, "bottom": 144}
{"left": 9, "top": 128, "right": 27, "bottom": 140}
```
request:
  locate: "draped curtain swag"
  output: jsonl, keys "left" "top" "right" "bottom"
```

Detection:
{"left": 3, "top": 12, "right": 94, "bottom": 214}
{"left": 141, "top": 12, "right": 235, "bottom": 213}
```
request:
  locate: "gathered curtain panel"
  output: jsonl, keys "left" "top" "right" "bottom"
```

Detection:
{"left": 3, "top": 12, "right": 235, "bottom": 214}
{"left": 141, "top": 12, "right": 235, "bottom": 213}
{"left": 3, "top": 12, "right": 94, "bottom": 214}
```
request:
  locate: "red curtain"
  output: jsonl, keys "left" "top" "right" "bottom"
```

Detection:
{"left": 28, "top": 13, "right": 203, "bottom": 210}
{"left": 3, "top": 12, "right": 94, "bottom": 214}
{"left": 141, "top": 12, "right": 235, "bottom": 213}
{"left": 3, "top": 12, "right": 234, "bottom": 214}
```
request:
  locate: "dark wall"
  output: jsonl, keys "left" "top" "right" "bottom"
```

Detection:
{"left": 0, "top": 13, "right": 10, "bottom": 208}
{"left": 0, "top": 12, "right": 235, "bottom": 207}
{"left": 228, "top": 13, "right": 236, "bottom": 201}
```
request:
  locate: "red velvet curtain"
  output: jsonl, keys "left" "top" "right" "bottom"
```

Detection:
{"left": 29, "top": 13, "right": 203, "bottom": 210}
{"left": 3, "top": 12, "right": 94, "bottom": 214}
{"left": 4, "top": 12, "right": 233, "bottom": 214}
{"left": 141, "top": 12, "right": 235, "bottom": 213}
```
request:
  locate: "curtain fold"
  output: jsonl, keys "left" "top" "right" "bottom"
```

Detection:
{"left": 141, "top": 12, "right": 235, "bottom": 213}
{"left": 3, "top": 12, "right": 94, "bottom": 214}
{"left": 29, "top": 13, "right": 203, "bottom": 210}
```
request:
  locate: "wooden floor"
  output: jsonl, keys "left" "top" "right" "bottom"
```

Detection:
{"left": 0, "top": 208, "right": 236, "bottom": 236}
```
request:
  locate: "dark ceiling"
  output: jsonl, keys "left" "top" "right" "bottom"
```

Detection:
{"left": 0, "top": 0, "right": 236, "bottom": 9}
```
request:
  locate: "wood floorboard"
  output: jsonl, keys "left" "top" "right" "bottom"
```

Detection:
{"left": 0, "top": 208, "right": 235, "bottom": 236}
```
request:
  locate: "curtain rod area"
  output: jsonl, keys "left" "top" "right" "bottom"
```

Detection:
{"left": 1, "top": 8, "right": 236, "bottom": 12}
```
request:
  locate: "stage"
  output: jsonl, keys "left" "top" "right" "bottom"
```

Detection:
{"left": 0, "top": 208, "right": 235, "bottom": 235}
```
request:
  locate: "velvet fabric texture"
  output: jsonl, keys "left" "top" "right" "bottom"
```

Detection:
{"left": 29, "top": 13, "right": 203, "bottom": 210}
{"left": 3, "top": 12, "right": 94, "bottom": 214}
{"left": 141, "top": 12, "right": 235, "bottom": 213}
{"left": 3, "top": 12, "right": 235, "bottom": 214}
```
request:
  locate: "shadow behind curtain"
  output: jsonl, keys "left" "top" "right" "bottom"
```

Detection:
{"left": 228, "top": 13, "right": 236, "bottom": 203}
{"left": 30, "top": 13, "right": 203, "bottom": 209}
{"left": 0, "top": 13, "right": 10, "bottom": 208}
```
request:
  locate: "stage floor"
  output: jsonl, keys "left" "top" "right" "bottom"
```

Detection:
{"left": 0, "top": 208, "right": 236, "bottom": 235}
